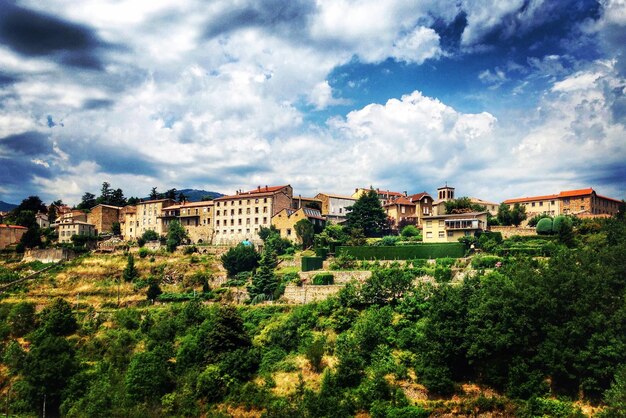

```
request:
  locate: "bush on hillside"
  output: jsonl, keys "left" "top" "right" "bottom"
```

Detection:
{"left": 536, "top": 218, "right": 553, "bottom": 235}
{"left": 221, "top": 244, "right": 260, "bottom": 277}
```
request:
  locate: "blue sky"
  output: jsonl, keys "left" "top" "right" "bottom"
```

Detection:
{"left": 0, "top": 0, "right": 624, "bottom": 205}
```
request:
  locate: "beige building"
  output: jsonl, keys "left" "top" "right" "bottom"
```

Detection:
{"left": 160, "top": 200, "right": 215, "bottom": 244}
{"left": 469, "top": 197, "right": 499, "bottom": 216}
{"left": 133, "top": 199, "right": 176, "bottom": 238}
{"left": 384, "top": 196, "right": 417, "bottom": 230}
{"left": 422, "top": 212, "right": 488, "bottom": 243}
{"left": 0, "top": 224, "right": 27, "bottom": 249}
{"left": 432, "top": 185, "right": 456, "bottom": 215}
{"left": 272, "top": 207, "right": 325, "bottom": 244}
{"left": 55, "top": 220, "right": 96, "bottom": 243}
{"left": 119, "top": 206, "right": 138, "bottom": 240}
{"left": 213, "top": 185, "right": 293, "bottom": 245}
{"left": 315, "top": 193, "right": 356, "bottom": 223}
{"left": 503, "top": 187, "right": 621, "bottom": 223}
{"left": 35, "top": 213, "right": 49, "bottom": 229}
{"left": 87, "top": 204, "right": 122, "bottom": 234}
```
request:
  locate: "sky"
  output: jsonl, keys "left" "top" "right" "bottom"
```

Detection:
{"left": 0, "top": 0, "right": 625, "bottom": 206}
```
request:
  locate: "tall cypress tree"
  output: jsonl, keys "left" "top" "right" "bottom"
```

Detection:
{"left": 248, "top": 248, "right": 278, "bottom": 301}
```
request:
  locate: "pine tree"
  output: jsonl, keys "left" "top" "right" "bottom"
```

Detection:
{"left": 123, "top": 254, "right": 138, "bottom": 282}
{"left": 345, "top": 188, "right": 389, "bottom": 237}
{"left": 248, "top": 248, "right": 278, "bottom": 301}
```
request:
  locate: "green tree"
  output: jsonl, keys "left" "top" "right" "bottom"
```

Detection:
{"left": 346, "top": 189, "right": 389, "bottom": 237}
{"left": 47, "top": 205, "right": 57, "bottom": 223}
{"left": 96, "top": 181, "right": 113, "bottom": 205}
{"left": 122, "top": 254, "right": 139, "bottom": 282}
{"left": 39, "top": 298, "right": 77, "bottom": 336}
{"left": 166, "top": 219, "right": 187, "bottom": 252}
{"left": 602, "top": 365, "right": 626, "bottom": 417}
{"left": 497, "top": 203, "right": 512, "bottom": 226}
{"left": 221, "top": 244, "right": 260, "bottom": 277}
{"left": 8, "top": 302, "right": 36, "bottom": 337}
{"left": 306, "top": 335, "right": 327, "bottom": 373}
{"left": 510, "top": 203, "right": 527, "bottom": 226}
{"left": 125, "top": 350, "right": 171, "bottom": 402}
{"left": 77, "top": 192, "right": 97, "bottom": 210}
{"left": 23, "top": 334, "right": 79, "bottom": 415}
{"left": 149, "top": 187, "right": 160, "bottom": 200}
{"left": 248, "top": 248, "right": 279, "bottom": 301}
{"left": 146, "top": 278, "right": 162, "bottom": 302}
{"left": 141, "top": 229, "right": 159, "bottom": 241}
{"left": 444, "top": 197, "right": 486, "bottom": 214}
{"left": 536, "top": 217, "right": 554, "bottom": 234}
{"left": 111, "top": 221, "right": 121, "bottom": 235}
{"left": 295, "top": 218, "right": 315, "bottom": 248}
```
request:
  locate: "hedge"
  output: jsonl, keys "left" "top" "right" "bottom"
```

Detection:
{"left": 312, "top": 273, "right": 334, "bottom": 285}
{"left": 302, "top": 256, "right": 324, "bottom": 271}
{"left": 336, "top": 243, "right": 466, "bottom": 260}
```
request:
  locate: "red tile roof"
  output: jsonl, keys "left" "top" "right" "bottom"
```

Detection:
{"left": 503, "top": 194, "right": 559, "bottom": 204}
{"left": 597, "top": 194, "right": 622, "bottom": 203}
{"left": 558, "top": 188, "right": 594, "bottom": 198}
{"left": 216, "top": 185, "right": 291, "bottom": 200}
{"left": 385, "top": 196, "right": 415, "bottom": 206}
{"left": 408, "top": 192, "right": 432, "bottom": 201}
{"left": 0, "top": 224, "right": 27, "bottom": 230}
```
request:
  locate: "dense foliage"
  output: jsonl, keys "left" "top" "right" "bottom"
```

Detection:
{"left": 0, "top": 217, "right": 624, "bottom": 417}
{"left": 345, "top": 189, "right": 389, "bottom": 237}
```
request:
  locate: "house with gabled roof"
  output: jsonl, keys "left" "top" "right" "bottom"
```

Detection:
{"left": 272, "top": 207, "right": 325, "bottom": 244}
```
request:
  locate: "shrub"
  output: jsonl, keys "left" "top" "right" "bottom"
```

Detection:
{"left": 536, "top": 218, "right": 553, "bottom": 234}
{"left": 141, "top": 230, "right": 159, "bottom": 241}
{"left": 137, "top": 248, "right": 149, "bottom": 258}
{"left": 305, "top": 335, "right": 326, "bottom": 372}
{"left": 337, "top": 243, "right": 465, "bottom": 260}
{"left": 302, "top": 256, "right": 324, "bottom": 271}
{"left": 312, "top": 273, "right": 334, "bottom": 285}
{"left": 221, "top": 244, "right": 260, "bottom": 277}
{"left": 183, "top": 245, "right": 197, "bottom": 255}
{"left": 401, "top": 225, "right": 420, "bottom": 237}
{"left": 471, "top": 255, "right": 503, "bottom": 269}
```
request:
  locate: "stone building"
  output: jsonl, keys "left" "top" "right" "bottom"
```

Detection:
{"left": 160, "top": 200, "right": 215, "bottom": 244}
{"left": 272, "top": 207, "right": 325, "bottom": 243}
{"left": 422, "top": 211, "right": 488, "bottom": 243}
{"left": 133, "top": 199, "right": 176, "bottom": 238}
{"left": 119, "top": 206, "right": 137, "bottom": 240}
{"left": 55, "top": 220, "right": 96, "bottom": 243}
{"left": 503, "top": 187, "right": 621, "bottom": 221}
{"left": 213, "top": 185, "right": 293, "bottom": 245}
{"left": 87, "top": 204, "right": 122, "bottom": 234}
{"left": 314, "top": 193, "right": 356, "bottom": 224}
{"left": 35, "top": 213, "right": 49, "bottom": 229}
{"left": 0, "top": 224, "right": 27, "bottom": 249}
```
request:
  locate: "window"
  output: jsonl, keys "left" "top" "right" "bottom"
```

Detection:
{"left": 551, "top": 200, "right": 555, "bottom": 205}
{"left": 539, "top": 202, "right": 543, "bottom": 206}
{"left": 581, "top": 205, "right": 585, "bottom": 210}
{"left": 217, "top": 210, "right": 220, "bottom": 216}
{"left": 231, "top": 209, "right": 235, "bottom": 216}
{"left": 238, "top": 208, "right": 242, "bottom": 214}
{"left": 255, "top": 217, "right": 259, "bottom": 224}
{"left": 426, "top": 220, "right": 432, "bottom": 227}
{"left": 448, "top": 231, "right": 454, "bottom": 237}
{"left": 255, "top": 207, "right": 259, "bottom": 214}
{"left": 263, "top": 207, "right": 267, "bottom": 213}
{"left": 217, "top": 202, "right": 220, "bottom": 207}
{"left": 438, "top": 231, "right": 445, "bottom": 238}
{"left": 401, "top": 206, "right": 406, "bottom": 214}
{"left": 263, "top": 217, "right": 267, "bottom": 224}
{"left": 438, "top": 220, "right": 444, "bottom": 227}
{"left": 532, "top": 202, "right": 535, "bottom": 207}
{"left": 255, "top": 198, "right": 259, "bottom": 203}
{"left": 339, "top": 208, "right": 342, "bottom": 213}
{"left": 239, "top": 200, "right": 242, "bottom": 205}
{"left": 287, "top": 229, "right": 292, "bottom": 235}
{"left": 216, "top": 220, "right": 220, "bottom": 226}
{"left": 246, "top": 208, "right": 250, "bottom": 214}
{"left": 263, "top": 198, "right": 267, "bottom": 203}
{"left": 195, "top": 209, "right": 199, "bottom": 214}
{"left": 238, "top": 219, "right": 242, "bottom": 225}
{"left": 426, "top": 232, "right": 433, "bottom": 238}
{"left": 230, "top": 219, "right": 234, "bottom": 226}
{"left": 246, "top": 218, "right": 250, "bottom": 225}
{"left": 231, "top": 201, "right": 234, "bottom": 206}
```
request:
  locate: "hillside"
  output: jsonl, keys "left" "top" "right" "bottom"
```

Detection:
{"left": 179, "top": 188, "right": 224, "bottom": 201}
{"left": 0, "top": 200, "right": 17, "bottom": 211}
{"left": 0, "top": 218, "right": 624, "bottom": 417}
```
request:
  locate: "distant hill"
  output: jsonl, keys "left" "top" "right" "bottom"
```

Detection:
{"left": 142, "top": 189, "right": 224, "bottom": 202}
{"left": 0, "top": 201, "right": 17, "bottom": 212}
{"left": 179, "top": 189, "right": 223, "bottom": 202}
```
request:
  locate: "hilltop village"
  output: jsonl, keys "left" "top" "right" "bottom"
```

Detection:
{"left": 0, "top": 183, "right": 621, "bottom": 250}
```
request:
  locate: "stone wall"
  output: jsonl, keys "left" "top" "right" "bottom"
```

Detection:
{"left": 490, "top": 226, "right": 537, "bottom": 238}
{"left": 0, "top": 225, "right": 27, "bottom": 249}
{"left": 283, "top": 284, "right": 344, "bottom": 304}
{"left": 22, "top": 248, "right": 77, "bottom": 263}
{"left": 299, "top": 270, "right": 372, "bottom": 284}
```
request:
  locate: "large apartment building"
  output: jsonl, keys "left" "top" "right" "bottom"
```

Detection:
{"left": 134, "top": 199, "right": 176, "bottom": 237}
{"left": 503, "top": 187, "right": 621, "bottom": 220}
{"left": 160, "top": 200, "right": 215, "bottom": 244}
{"left": 213, "top": 185, "right": 293, "bottom": 245}
{"left": 422, "top": 212, "right": 489, "bottom": 243}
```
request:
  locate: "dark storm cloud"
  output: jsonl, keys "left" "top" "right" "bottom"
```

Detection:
{"left": 203, "top": 0, "right": 314, "bottom": 38}
{"left": 0, "top": 157, "right": 52, "bottom": 185}
{"left": 0, "top": 131, "right": 53, "bottom": 156}
{"left": 0, "top": 72, "right": 19, "bottom": 86}
{"left": 579, "top": 163, "right": 626, "bottom": 196}
{"left": 0, "top": 0, "right": 111, "bottom": 69}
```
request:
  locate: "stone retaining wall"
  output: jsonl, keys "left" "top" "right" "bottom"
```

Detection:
{"left": 22, "top": 248, "right": 76, "bottom": 263}
{"left": 490, "top": 226, "right": 537, "bottom": 238}
{"left": 299, "top": 270, "right": 372, "bottom": 284}
{"left": 283, "top": 284, "right": 344, "bottom": 304}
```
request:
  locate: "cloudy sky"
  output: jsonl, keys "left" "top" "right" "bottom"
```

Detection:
{"left": 0, "top": 0, "right": 625, "bottom": 205}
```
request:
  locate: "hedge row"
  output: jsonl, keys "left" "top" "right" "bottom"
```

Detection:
{"left": 336, "top": 243, "right": 466, "bottom": 260}
{"left": 302, "top": 256, "right": 324, "bottom": 271}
